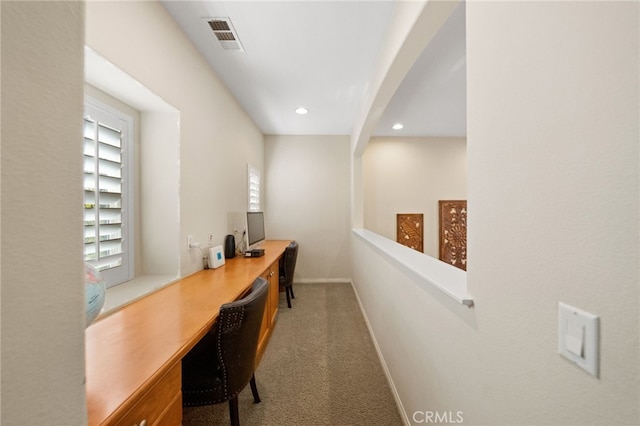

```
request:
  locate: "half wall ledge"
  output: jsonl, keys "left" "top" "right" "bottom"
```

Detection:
{"left": 352, "top": 228, "right": 473, "bottom": 307}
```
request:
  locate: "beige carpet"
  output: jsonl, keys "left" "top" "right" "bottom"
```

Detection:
{"left": 183, "top": 282, "right": 403, "bottom": 425}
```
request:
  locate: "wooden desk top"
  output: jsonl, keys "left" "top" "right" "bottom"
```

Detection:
{"left": 86, "top": 240, "right": 291, "bottom": 425}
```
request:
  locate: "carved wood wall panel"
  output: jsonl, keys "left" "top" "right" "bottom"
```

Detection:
{"left": 439, "top": 200, "right": 467, "bottom": 271}
{"left": 396, "top": 213, "right": 424, "bottom": 253}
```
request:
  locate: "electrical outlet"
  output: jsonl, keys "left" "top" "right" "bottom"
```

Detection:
{"left": 208, "top": 233, "right": 214, "bottom": 246}
{"left": 187, "top": 235, "right": 193, "bottom": 249}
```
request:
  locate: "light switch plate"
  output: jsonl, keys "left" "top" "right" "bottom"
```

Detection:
{"left": 558, "top": 302, "right": 599, "bottom": 377}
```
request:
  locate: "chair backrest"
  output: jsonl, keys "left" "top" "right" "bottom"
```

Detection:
{"left": 280, "top": 241, "right": 298, "bottom": 286}
{"left": 216, "top": 276, "right": 269, "bottom": 400}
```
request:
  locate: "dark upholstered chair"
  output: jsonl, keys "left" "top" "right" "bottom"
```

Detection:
{"left": 279, "top": 241, "right": 298, "bottom": 308}
{"left": 182, "top": 277, "right": 269, "bottom": 426}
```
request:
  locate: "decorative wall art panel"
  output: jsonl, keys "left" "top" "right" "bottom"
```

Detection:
{"left": 396, "top": 213, "right": 424, "bottom": 253}
{"left": 439, "top": 200, "right": 467, "bottom": 271}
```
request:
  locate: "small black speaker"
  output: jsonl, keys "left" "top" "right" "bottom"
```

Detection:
{"left": 224, "top": 234, "right": 236, "bottom": 259}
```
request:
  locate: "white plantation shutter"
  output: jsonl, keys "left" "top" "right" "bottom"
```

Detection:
{"left": 248, "top": 164, "right": 261, "bottom": 212}
{"left": 83, "top": 101, "right": 133, "bottom": 287}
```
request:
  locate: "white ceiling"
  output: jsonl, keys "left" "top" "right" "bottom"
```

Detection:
{"left": 161, "top": 1, "right": 466, "bottom": 138}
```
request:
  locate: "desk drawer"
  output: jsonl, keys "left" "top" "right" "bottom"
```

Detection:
{"left": 117, "top": 363, "right": 181, "bottom": 426}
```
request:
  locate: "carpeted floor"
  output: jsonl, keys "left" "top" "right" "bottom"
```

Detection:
{"left": 183, "top": 282, "right": 403, "bottom": 425}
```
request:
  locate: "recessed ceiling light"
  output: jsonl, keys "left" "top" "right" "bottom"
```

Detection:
{"left": 295, "top": 107, "right": 308, "bottom": 115}
{"left": 392, "top": 123, "right": 404, "bottom": 130}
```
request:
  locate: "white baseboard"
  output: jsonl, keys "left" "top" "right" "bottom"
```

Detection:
{"left": 349, "top": 280, "right": 410, "bottom": 426}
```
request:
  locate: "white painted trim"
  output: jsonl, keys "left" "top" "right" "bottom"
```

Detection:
{"left": 352, "top": 228, "right": 473, "bottom": 307}
{"left": 349, "top": 280, "right": 410, "bottom": 426}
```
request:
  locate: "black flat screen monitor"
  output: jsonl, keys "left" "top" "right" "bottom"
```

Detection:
{"left": 246, "top": 211, "right": 265, "bottom": 250}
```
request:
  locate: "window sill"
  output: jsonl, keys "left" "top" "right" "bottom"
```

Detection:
{"left": 352, "top": 229, "right": 473, "bottom": 307}
{"left": 98, "top": 275, "right": 179, "bottom": 318}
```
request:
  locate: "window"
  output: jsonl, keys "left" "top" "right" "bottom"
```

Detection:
{"left": 248, "top": 164, "right": 261, "bottom": 211}
{"left": 83, "top": 99, "right": 133, "bottom": 287}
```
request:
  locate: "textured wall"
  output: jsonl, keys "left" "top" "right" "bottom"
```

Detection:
{"left": 363, "top": 137, "right": 467, "bottom": 258}
{"left": 265, "top": 135, "right": 351, "bottom": 281}
{"left": 1, "top": 2, "right": 87, "bottom": 424}
{"left": 86, "top": 1, "right": 264, "bottom": 278}
{"left": 352, "top": 1, "right": 639, "bottom": 425}
{"left": 465, "top": 2, "right": 639, "bottom": 422}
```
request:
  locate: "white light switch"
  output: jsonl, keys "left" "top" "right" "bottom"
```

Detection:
{"left": 558, "top": 302, "right": 599, "bottom": 377}
{"left": 566, "top": 321, "right": 584, "bottom": 356}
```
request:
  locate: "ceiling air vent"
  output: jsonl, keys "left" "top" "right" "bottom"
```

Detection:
{"left": 206, "top": 17, "right": 244, "bottom": 51}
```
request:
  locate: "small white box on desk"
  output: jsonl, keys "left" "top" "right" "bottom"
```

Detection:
{"left": 208, "top": 245, "right": 225, "bottom": 269}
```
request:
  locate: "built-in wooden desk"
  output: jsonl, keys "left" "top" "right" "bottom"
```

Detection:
{"left": 86, "top": 240, "right": 291, "bottom": 425}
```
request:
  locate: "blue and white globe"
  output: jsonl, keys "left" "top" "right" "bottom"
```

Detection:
{"left": 85, "top": 262, "right": 106, "bottom": 327}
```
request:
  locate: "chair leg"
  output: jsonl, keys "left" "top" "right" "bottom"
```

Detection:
{"left": 290, "top": 284, "right": 295, "bottom": 299}
{"left": 229, "top": 397, "right": 240, "bottom": 426}
{"left": 250, "top": 373, "right": 261, "bottom": 403}
{"left": 285, "top": 287, "right": 291, "bottom": 308}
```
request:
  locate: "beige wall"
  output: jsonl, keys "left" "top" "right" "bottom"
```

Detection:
{"left": 1, "top": 2, "right": 87, "bottom": 424}
{"left": 265, "top": 135, "right": 351, "bottom": 281}
{"left": 2, "top": 1, "right": 266, "bottom": 422}
{"left": 466, "top": 1, "right": 638, "bottom": 422}
{"left": 86, "top": 1, "right": 264, "bottom": 278}
{"left": 352, "top": 1, "right": 639, "bottom": 425}
{"left": 363, "top": 137, "right": 466, "bottom": 258}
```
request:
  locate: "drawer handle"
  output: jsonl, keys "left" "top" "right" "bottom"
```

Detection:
{"left": 135, "top": 420, "right": 147, "bottom": 426}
